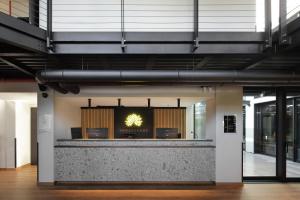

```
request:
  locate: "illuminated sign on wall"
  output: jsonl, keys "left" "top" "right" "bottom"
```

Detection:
{"left": 125, "top": 113, "right": 143, "bottom": 127}
{"left": 114, "top": 107, "right": 153, "bottom": 138}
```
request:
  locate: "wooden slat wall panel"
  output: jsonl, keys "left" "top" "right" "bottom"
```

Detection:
{"left": 81, "top": 108, "right": 114, "bottom": 139}
{"left": 153, "top": 108, "right": 186, "bottom": 139}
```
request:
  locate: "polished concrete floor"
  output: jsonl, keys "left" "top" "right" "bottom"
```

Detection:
{"left": 1, "top": 165, "right": 300, "bottom": 200}
{"left": 243, "top": 151, "right": 300, "bottom": 177}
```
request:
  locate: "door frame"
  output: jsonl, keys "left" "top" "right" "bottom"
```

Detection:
{"left": 243, "top": 87, "right": 300, "bottom": 182}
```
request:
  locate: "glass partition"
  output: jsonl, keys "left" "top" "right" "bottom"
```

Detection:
{"left": 243, "top": 90, "right": 277, "bottom": 177}
{"left": 286, "top": 96, "right": 300, "bottom": 178}
{"left": 194, "top": 102, "right": 206, "bottom": 139}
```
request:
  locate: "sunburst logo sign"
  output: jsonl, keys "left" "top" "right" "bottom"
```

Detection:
{"left": 125, "top": 113, "right": 143, "bottom": 127}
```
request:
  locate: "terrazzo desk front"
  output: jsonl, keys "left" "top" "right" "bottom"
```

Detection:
{"left": 55, "top": 139, "right": 215, "bottom": 184}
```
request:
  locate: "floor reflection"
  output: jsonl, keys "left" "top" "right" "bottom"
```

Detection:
{"left": 243, "top": 151, "right": 300, "bottom": 177}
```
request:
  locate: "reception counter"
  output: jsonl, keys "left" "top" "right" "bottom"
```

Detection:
{"left": 54, "top": 139, "right": 215, "bottom": 184}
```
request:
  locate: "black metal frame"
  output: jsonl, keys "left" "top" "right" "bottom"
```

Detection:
{"left": 0, "top": 57, "right": 35, "bottom": 77}
{"left": 243, "top": 87, "right": 300, "bottom": 182}
{"left": 47, "top": 0, "right": 53, "bottom": 51}
{"left": 0, "top": 0, "right": 300, "bottom": 56}
{"left": 51, "top": 32, "right": 265, "bottom": 54}
{"left": 264, "top": 0, "right": 272, "bottom": 50}
{"left": 0, "top": 12, "right": 47, "bottom": 53}
{"left": 292, "top": 98, "right": 296, "bottom": 162}
{"left": 120, "top": 0, "right": 126, "bottom": 52}
{"left": 276, "top": 87, "right": 287, "bottom": 182}
{"left": 193, "top": 0, "right": 199, "bottom": 52}
{"left": 14, "top": 138, "right": 17, "bottom": 168}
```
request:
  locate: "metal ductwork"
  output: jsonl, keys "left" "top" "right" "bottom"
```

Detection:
{"left": 40, "top": 82, "right": 80, "bottom": 94}
{"left": 36, "top": 69, "right": 300, "bottom": 94}
{"left": 36, "top": 70, "right": 300, "bottom": 84}
{"left": 47, "top": 83, "right": 68, "bottom": 94}
{"left": 59, "top": 83, "right": 80, "bottom": 94}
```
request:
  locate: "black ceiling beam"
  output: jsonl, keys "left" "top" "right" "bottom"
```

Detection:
{"left": 47, "top": 0, "right": 54, "bottom": 52}
{"left": 0, "top": 53, "right": 42, "bottom": 57}
{"left": 52, "top": 32, "right": 264, "bottom": 54}
{"left": 276, "top": 16, "right": 300, "bottom": 52}
{"left": 120, "top": 0, "right": 126, "bottom": 52}
{"left": 53, "top": 32, "right": 264, "bottom": 43}
{"left": 243, "top": 54, "right": 270, "bottom": 70}
{"left": 0, "top": 57, "right": 35, "bottom": 77}
{"left": 0, "top": 12, "right": 47, "bottom": 53}
{"left": 195, "top": 57, "right": 211, "bottom": 69}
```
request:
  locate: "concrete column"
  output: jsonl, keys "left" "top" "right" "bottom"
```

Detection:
{"left": 215, "top": 86, "right": 243, "bottom": 183}
{"left": 37, "top": 90, "right": 55, "bottom": 183}
{"left": 206, "top": 97, "right": 216, "bottom": 144}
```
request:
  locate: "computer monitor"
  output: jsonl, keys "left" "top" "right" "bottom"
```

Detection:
{"left": 156, "top": 128, "right": 180, "bottom": 139}
{"left": 71, "top": 127, "right": 82, "bottom": 139}
{"left": 86, "top": 128, "right": 109, "bottom": 139}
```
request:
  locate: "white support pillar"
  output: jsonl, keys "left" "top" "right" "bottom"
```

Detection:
{"left": 37, "top": 89, "right": 55, "bottom": 183}
{"left": 215, "top": 86, "right": 243, "bottom": 183}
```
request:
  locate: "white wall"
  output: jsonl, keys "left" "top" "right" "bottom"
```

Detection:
{"left": 0, "top": 82, "right": 37, "bottom": 92}
{"left": 215, "top": 86, "right": 243, "bottom": 183}
{"left": 0, "top": 100, "right": 6, "bottom": 168}
{"left": 54, "top": 97, "right": 81, "bottom": 141}
{"left": 15, "top": 101, "right": 31, "bottom": 167}
{"left": 0, "top": 100, "right": 31, "bottom": 168}
{"left": 40, "top": 0, "right": 256, "bottom": 32}
{"left": 4, "top": 101, "right": 16, "bottom": 168}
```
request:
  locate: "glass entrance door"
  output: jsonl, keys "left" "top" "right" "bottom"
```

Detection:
{"left": 261, "top": 113, "right": 276, "bottom": 157}
{"left": 244, "top": 88, "right": 300, "bottom": 181}
{"left": 286, "top": 97, "right": 300, "bottom": 179}
{"left": 243, "top": 89, "right": 277, "bottom": 179}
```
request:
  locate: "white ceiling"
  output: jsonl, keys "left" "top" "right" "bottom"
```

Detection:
{"left": 0, "top": 93, "right": 37, "bottom": 106}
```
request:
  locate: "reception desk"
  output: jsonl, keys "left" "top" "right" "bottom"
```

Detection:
{"left": 54, "top": 139, "right": 215, "bottom": 184}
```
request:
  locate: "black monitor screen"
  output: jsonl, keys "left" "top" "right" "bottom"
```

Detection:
{"left": 156, "top": 128, "right": 179, "bottom": 139}
{"left": 71, "top": 127, "right": 82, "bottom": 139}
{"left": 87, "top": 128, "right": 108, "bottom": 139}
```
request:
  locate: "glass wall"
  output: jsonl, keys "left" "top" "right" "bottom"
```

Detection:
{"left": 255, "top": 101, "right": 277, "bottom": 157}
{"left": 286, "top": 96, "right": 300, "bottom": 178}
{"left": 243, "top": 90, "right": 277, "bottom": 177}
{"left": 295, "top": 98, "right": 300, "bottom": 163}
{"left": 244, "top": 90, "right": 300, "bottom": 178}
